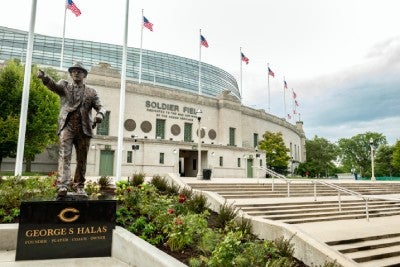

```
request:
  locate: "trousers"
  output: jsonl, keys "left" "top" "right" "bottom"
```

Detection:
{"left": 57, "top": 112, "right": 91, "bottom": 190}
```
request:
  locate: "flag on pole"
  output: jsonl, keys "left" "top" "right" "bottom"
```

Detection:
{"left": 268, "top": 67, "right": 275, "bottom": 77}
{"left": 292, "top": 90, "right": 297, "bottom": 99}
{"left": 67, "top": 0, "right": 81, "bottom": 16}
{"left": 241, "top": 52, "right": 249, "bottom": 64}
{"left": 143, "top": 16, "right": 153, "bottom": 31}
{"left": 284, "top": 80, "right": 288, "bottom": 89}
{"left": 295, "top": 100, "right": 299, "bottom": 106}
{"left": 200, "top": 34, "right": 209, "bottom": 48}
{"left": 287, "top": 114, "right": 292, "bottom": 119}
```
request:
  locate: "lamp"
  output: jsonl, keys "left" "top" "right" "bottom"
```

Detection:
{"left": 196, "top": 109, "right": 203, "bottom": 179}
{"left": 369, "top": 138, "right": 376, "bottom": 181}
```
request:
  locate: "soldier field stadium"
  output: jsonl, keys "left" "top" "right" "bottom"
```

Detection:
{"left": 0, "top": 26, "right": 306, "bottom": 179}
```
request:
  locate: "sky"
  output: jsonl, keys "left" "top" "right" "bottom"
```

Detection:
{"left": 1, "top": 0, "right": 400, "bottom": 144}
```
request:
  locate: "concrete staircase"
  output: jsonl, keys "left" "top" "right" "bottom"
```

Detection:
{"left": 327, "top": 233, "right": 400, "bottom": 267}
{"left": 188, "top": 182, "right": 400, "bottom": 199}
{"left": 235, "top": 199, "right": 400, "bottom": 224}
{"left": 184, "top": 178, "right": 400, "bottom": 267}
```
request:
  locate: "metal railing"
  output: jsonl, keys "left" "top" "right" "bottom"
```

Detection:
{"left": 258, "top": 166, "right": 291, "bottom": 197}
{"left": 257, "top": 166, "right": 400, "bottom": 221}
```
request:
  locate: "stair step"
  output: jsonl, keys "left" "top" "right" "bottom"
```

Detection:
{"left": 346, "top": 244, "right": 400, "bottom": 263}
{"left": 358, "top": 254, "right": 400, "bottom": 267}
{"left": 275, "top": 210, "right": 400, "bottom": 224}
{"left": 239, "top": 201, "right": 398, "bottom": 212}
{"left": 260, "top": 207, "right": 400, "bottom": 220}
{"left": 245, "top": 205, "right": 400, "bottom": 216}
{"left": 332, "top": 236, "right": 400, "bottom": 253}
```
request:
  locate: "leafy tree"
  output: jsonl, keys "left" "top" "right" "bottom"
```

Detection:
{"left": 258, "top": 131, "right": 290, "bottom": 174}
{"left": 392, "top": 140, "right": 400, "bottom": 175}
{"left": 300, "top": 136, "right": 338, "bottom": 178}
{"left": 0, "top": 60, "right": 24, "bottom": 171}
{"left": 0, "top": 59, "right": 60, "bottom": 172}
{"left": 375, "top": 144, "right": 397, "bottom": 177}
{"left": 338, "top": 132, "right": 386, "bottom": 177}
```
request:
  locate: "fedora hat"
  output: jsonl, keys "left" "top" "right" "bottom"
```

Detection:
{"left": 68, "top": 62, "right": 88, "bottom": 76}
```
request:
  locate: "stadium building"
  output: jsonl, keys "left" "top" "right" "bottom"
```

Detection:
{"left": 0, "top": 26, "right": 306, "bottom": 178}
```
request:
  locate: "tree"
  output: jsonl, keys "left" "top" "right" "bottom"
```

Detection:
{"left": 0, "top": 60, "right": 60, "bottom": 172}
{"left": 392, "top": 140, "right": 400, "bottom": 175}
{"left": 375, "top": 144, "right": 396, "bottom": 177}
{"left": 338, "top": 132, "right": 386, "bottom": 177}
{"left": 0, "top": 60, "right": 24, "bottom": 171}
{"left": 301, "top": 136, "right": 338, "bottom": 178}
{"left": 23, "top": 65, "right": 60, "bottom": 171}
{"left": 258, "top": 131, "right": 290, "bottom": 174}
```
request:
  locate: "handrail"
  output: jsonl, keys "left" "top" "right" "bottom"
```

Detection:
{"left": 313, "top": 179, "right": 400, "bottom": 221}
{"left": 258, "top": 166, "right": 291, "bottom": 197}
{"left": 255, "top": 168, "right": 400, "bottom": 221}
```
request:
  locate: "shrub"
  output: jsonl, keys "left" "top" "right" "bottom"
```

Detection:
{"left": 166, "top": 212, "right": 209, "bottom": 251}
{"left": 180, "top": 187, "right": 194, "bottom": 199}
{"left": 84, "top": 181, "right": 101, "bottom": 199}
{"left": 186, "top": 192, "right": 209, "bottom": 214}
{"left": 150, "top": 175, "right": 168, "bottom": 192}
{"left": 197, "top": 228, "right": 223, "bottom": 256}
{"left": 217, "top": 201, "right": 238, "bottom": 228}
{"left": 131, "top": 173, "right": 145, "bottom": 186}
{"left": 165, "top": 182, "right": 180, "bottom": 196}
{"left": 0, "top": 176, "right": 56, "bottom": 223}
{"left": 208, "top": 231, "right": 244, "bottom": 266}
{"left": 98, "top": 176, "right": 111, "bottom": 188}
{"left": 274, "top": 235, "right": 295, "bottom": 258}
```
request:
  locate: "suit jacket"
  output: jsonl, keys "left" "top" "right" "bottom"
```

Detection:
{"left": 43, "top": 78, "right": 106, "bottom": 137}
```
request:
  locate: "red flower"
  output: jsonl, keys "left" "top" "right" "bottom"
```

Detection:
{"left": 167, "top": 208, "right": 174, "bottom": 214}
{"left": 52, "top": 179, "right": 57, "bottom": 187}
{"left": 178, "top": 194, "right": 187, "bottom": 203}
{"left": 175, "top": 217, "right": 183, "bottom": 225}
{"left": 137, "top": 185, "right": 142, "bottom": 189}
{"left": 127, "top": 187, "right": 131, "bottom": 192}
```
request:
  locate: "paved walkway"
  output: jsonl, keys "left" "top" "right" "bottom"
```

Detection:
{"left": 0, "top": 251, "right": 129, "bottom": 267}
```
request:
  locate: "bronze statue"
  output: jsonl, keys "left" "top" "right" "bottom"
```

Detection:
{"left": 37, "top": 63, "right": 106, "bottom": 198}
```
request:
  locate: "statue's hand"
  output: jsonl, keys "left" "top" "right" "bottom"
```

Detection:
{"left": 95, "top": 113, "right": 103, "bottom": 124}
{"left": 36, "top": 69, "right": 45, "bottom": 79}
{"left": 92, "top": 113, "right": 103, "bottom": 129}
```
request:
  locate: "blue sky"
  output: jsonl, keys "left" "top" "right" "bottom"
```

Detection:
{"left": 1, "top": 0, "right": 399, "bottom": 144}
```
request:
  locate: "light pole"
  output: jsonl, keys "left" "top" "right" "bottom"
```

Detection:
{"left": 369, "top": 138, "right": 376, "bottom": 181}
{"left": 196, "top": 109, "right": 203, "bottom": 179}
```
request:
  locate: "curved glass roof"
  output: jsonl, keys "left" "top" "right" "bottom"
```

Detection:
{"left": 0, "top": 26, "right": 240, "bottom": 99}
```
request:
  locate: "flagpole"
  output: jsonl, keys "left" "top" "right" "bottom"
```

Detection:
{"left": 240, "top": 47, "right": 243, "bottom": 102}
{"left": 267, "top": 63, "right": 270, "bottom": 112}
{"left": 116, "top": 0, "right": 130, "bottom": 181}
{"left": 139, "top": 9, "right": 144, "bottom": 84}
{"left": 283, "top": 76, "right": 287, "bottom": 119}
{"left": 60, "top": 2, "right": 67, "bottom": 70}
{"left": 198, "top": 29, "right": 202, "bottom": 95}
{"left": 15, "top": 0, "right": 38, "bottom": 176}
{"left": 291, "top": 88, "right": 295, "bottom": 120}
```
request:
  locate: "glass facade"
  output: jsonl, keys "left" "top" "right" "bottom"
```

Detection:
{"left": 0, "top": 26, "right": 240, "bottom": 99}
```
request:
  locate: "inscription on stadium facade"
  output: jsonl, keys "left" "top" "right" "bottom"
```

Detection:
{"left": 145, "top": 100, "right": 197, "bottom": 121}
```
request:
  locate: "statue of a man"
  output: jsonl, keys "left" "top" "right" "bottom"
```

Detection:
{"left": 37, "top": 62, "right": 106, "bottom": 198}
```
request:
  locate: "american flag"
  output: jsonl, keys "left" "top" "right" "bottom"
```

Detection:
{"left": 287, "top": 114, "right": 292, "bottom": 119}
{"left": 284, "top": 80, "right": 288, "bottom": 89}
{"left": 268, "top": 67, "right": 275, "bottom": 77}
{"left": 200, "top": 35, "right": 209, "bottom": 48}
{"left": 143, "top": 16, "right": 153, "bottom": 31}
{"left": 241, "top": 52, "right": 249, "bottom": 64}
{"left": 292, "top": 90, "right": 297, "bottom": 99}
{"left": 295, "top": 100, "right": 299, "bottom": 106}
{"left": 67, "top": 0, "right": 81, "bottom": 17}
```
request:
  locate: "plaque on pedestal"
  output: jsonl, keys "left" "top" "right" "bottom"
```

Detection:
{"left": 15, "top": 200, "right": 116, "bottom": 261}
